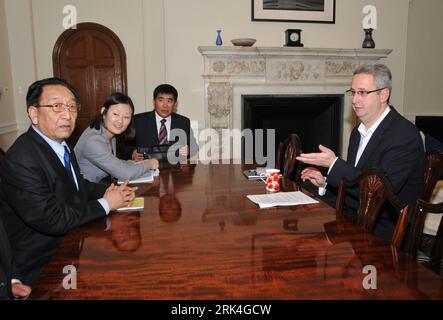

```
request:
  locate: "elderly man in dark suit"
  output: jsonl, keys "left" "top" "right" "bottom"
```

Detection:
{"left": 129, "top": 84, "right": 198, "bottom": 162}
{"left": 1, "top": 77, "right": 137, "bottom": 287}
{"left": 297, "top": 64, "right": 425, "bottom": 244}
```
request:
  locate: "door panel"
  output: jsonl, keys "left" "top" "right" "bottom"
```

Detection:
{"left": 53, "top": 23, "right": 127, "bottom": 146}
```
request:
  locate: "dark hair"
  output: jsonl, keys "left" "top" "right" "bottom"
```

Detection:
{"left": 26, "top": 77, "right": 80, "bottom": 109}
{"left": 153, "top": 84, "right": 178, "bottom": 101}
{"left": 90, "top": 92, "right": 135, "bottom": 140}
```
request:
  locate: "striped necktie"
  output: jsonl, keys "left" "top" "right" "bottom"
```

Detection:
{"left": 158, "top": 118, "right": 168, "bottom": 145}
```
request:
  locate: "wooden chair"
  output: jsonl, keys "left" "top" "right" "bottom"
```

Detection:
{"left": 408, "top": 199, "right": 443, "bottom": 275}
{"left": 422, "top": 150, "right": 443, "bottom": 202}
{"left": 335, "top": 168, "right": 412, "bottom": 250}
{"left": 276, "top": 133, "right": 302, "bottom": 182}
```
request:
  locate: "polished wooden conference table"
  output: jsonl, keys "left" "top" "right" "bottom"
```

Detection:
{"left": 31, "top": 164, "right": 443, "bottom": 300}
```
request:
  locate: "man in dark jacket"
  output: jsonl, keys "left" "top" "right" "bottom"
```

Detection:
{"left": 297, "top": 64, "right": 424, "bottom": 244}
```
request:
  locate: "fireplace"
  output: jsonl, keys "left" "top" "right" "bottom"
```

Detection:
{"left": 198, "top": 46, "right": 391, "bottom": 162}
{"left": 242, "top": 94, "right": 343, "bottom": 162}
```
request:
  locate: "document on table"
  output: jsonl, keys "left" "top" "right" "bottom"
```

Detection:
{"left": 116, "top": 197, "right": 144, "bottom": 212}
{"left": 247, "top": 191, "right": 319, "bottom": 209}
{"left": 117, "top": 169, "right": 159, "bottom": 184}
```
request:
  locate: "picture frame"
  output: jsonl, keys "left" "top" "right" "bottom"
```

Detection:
{"left": 251, "top": 0, "right": 336, "bottom": 24}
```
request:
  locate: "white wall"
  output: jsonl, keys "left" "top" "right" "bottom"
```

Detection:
{"left": 30, "top": 0, "right": 148, "bottom": 112}
{"left": 0, "top": 0, "right": 15, "bottom": 128}
{"left": 163, "top": 0, "right": 410, "bottom": 125}
{"left": 0, "top": 0, "right": 422, "bottom": 150}
{"left": 1, "top": 0, "right": 36, "bottom": 150}
{"left": 0, "top": 0, "right": 15, "bottom": 150}
{"left": 404, "top": 0, "right": 443, "bottom": 116}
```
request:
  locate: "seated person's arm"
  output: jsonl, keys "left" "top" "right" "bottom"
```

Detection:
{"left": 82, "top": 135, "right": 157, "bottom": 181}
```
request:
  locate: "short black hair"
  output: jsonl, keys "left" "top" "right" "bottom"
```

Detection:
{"left": 153, "top": 84, "right": 178, "bottom": 101}
{"left": 26, "top": 77, "right": 80, "bottom": 109}
{"left": 90, "top": 92, "right": 135, "bottom": 140}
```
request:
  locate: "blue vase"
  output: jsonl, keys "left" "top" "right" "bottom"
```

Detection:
{"left": 216, "top": 30, "right": 223, "bottom": 46}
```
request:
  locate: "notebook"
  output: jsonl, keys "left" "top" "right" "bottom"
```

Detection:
{"left": 116, "top": 197, "right": 145, "bottom": 212}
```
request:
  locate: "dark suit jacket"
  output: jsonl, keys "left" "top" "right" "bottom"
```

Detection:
{"left": 1, "top": 127, "right": 108, "bottom": 286}
{"left": 0, "top": 208, "right": 15, "bottom": 300}
{"left": 122, "top": 111, "right": 198, "bottom": 159}
{"left": 326, "top": 107, "right": 425, "bottom": 242}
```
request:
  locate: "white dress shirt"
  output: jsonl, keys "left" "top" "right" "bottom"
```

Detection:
{"left": 354, "top": 106, "right": 391, "bottom": 166}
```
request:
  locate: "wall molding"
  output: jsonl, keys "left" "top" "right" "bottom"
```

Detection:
{"left": 0, "top": 122, "right": 29, "bottom": 135}
{"left": 0, "top": 123, "right": 17, "bottom": 135}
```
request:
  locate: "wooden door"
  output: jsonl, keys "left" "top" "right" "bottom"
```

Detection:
{"left": 53, "top": 22, "right": 127, "bottom": 146}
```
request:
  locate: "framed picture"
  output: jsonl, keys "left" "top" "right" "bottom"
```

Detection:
{"left": 252, "top": 0, "right": 336, "bottom": 24}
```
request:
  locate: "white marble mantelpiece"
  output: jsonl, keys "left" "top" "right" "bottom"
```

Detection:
{"left": 198, "top": 46, "right": 392, "bottom": 159}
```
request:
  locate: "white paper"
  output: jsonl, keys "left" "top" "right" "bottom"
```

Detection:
{"left": 247, "top": 191, "right": 319, "bottom": 209}
{"left": 117, "top": 173, "right": 153, "bottom": 184}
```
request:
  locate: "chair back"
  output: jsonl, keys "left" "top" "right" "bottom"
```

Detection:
{"left": 336, "top": 168, "right": 411, "bottom": 249}
{"left": 276, "top": 134, "right": 302, "bottom": 182}
{"left": 408, "top": 199, "right": 443, "bottom": 274}
{"left": 422, "top": 151, "right": 443, "bottom": 202}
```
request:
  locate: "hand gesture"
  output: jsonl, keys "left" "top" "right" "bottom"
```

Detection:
{"left": 144, "top": 158, "right": 159, "bottom": 169}
{"left": 132, "top": 149, "right": 144, "bottom": 162}
{"left": 300, "top": 167, "right": 326, "bottom": 188}
{"left": 12, "top": 283, "right": 32, "bottom": 300}
{"left": 179, "top": 145, "right": 189, "bottom": 157}
{"left": 103, "top": 181, "right": 137, "bottom": 211}
{"left": 296, "top": 144, "right": 337, "bottom": 168}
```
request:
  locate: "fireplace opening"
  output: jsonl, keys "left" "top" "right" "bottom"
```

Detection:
{"left": 242, "top": 95, "right": 343, "bottom": 166}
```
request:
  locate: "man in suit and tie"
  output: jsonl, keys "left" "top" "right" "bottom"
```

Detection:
{"left": 130, "top": 84, "right": 198, "bottom": 163}
{"left": 1, "top": 77, "right": 137, "bottom": 287}
{"left": 297, "top": 63, "right": 425, "bottom": 243}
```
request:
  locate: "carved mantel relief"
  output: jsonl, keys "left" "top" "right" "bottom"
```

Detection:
{"left": 199, "top": 47, "right": 392, "bottom": 133}
{"left": 207, "top": 83, "right": 232, "bottom": 129}
{"left": 267, "top": 60, "right": 324, "bottom": 82}
{"left": 325, "top": 61, "right": 358, "bottom": 76}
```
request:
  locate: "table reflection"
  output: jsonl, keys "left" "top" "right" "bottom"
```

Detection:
{"left": 30, "top": 164, "right": 443, "bottom": 300}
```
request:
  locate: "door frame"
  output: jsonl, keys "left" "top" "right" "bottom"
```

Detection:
{"left": 52, "top": 22, "right": 127, "bottom": 94}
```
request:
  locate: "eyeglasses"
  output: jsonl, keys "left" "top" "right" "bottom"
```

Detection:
{"left": 345, "top": 88, "right": 386, "bottom": 97}
{"left": 38, "top": 103, "right": 81, "bottom": 113}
